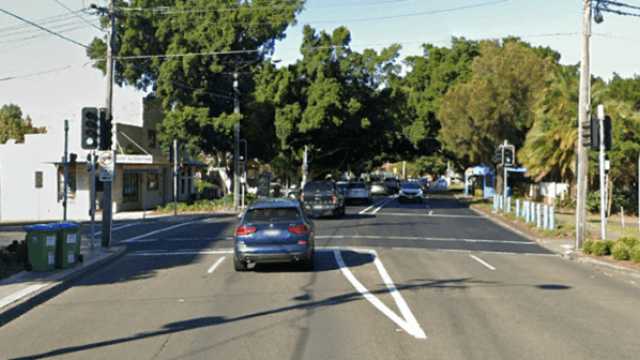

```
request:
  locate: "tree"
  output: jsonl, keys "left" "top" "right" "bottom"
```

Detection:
{"left": 0, "top": 104, "right": 45, "bottom": 144}
{"left": 519, "top": 65, "right": 580, "bottom": 183}
{"left": 87, "top": 0, "right": 303, "bottom": 159}
{"left": 254, "top": 25, "right": 404, "bottom": 177}
{"left": 399, "top": 37, "right": 480, "bottom": 158}
{"left": 438, "top": 39, "right": 555, "bottom": 168}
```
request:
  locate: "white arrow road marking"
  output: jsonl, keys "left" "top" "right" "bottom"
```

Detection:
{"left": 334, "top": 249, "right": 426, "bottom": 339}
{"left": 371, "top": 196, "right": 395, "bottom": 214}
{"left": 121, "top": 220, "right": 204, "bottom": 243}
{"left": 207, "top": 256, "right": 226, "bottom": 274}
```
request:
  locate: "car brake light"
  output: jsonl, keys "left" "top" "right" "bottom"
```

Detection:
{"left": 288, "top": 224, "right": 310, "bottom": 235}
{"left": 297, "top": 240, "right": 308, "bottom": 245}
{"left": 235, "top": 225, "right": 256, "bottom": 236}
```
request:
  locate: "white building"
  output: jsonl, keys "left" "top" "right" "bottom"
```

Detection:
{"left": 0, "top": 98, "right": 199, "bottom": 223}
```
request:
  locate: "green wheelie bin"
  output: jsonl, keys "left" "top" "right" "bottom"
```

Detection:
{"left": 24, "top": 224, "right": 58, "bottom": 271}
{"left": 55, "top": 222, "right": 82, "bottom": 269}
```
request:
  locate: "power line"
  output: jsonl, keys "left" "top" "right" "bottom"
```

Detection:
{"left": 0, "top": 24, "right": 93, "bottom": 45}
{"left": 0, "top": 9, "right": 82, "bottom": 33}
{"left": 51, "top": 0, "right": 103, "bottom": 31}
{"left": 306, "top": 0, "right": 511, "bottom": 24}
{"left": 0, "top": 18, "right": 99, "bottom": 40}
{"left": 0, "top": 7, "right": 89, "bottom": 48}
{"left": 0, "top": 65, "right": 74, "bottom": 82}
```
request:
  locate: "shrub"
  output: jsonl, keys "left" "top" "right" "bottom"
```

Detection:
{"left": 591, "top": 241, "right": 610, "bottom": 256}
{"left": 618, "top": 237, "right": 639, "bottom": 249}
{"left": 611, "top": 241, "right": 631, "bottom": 261}
{"left": 605, "top": 240, "right": 615, "bottom": 254}
{"left": 630, "top": 245, "right": 640, "bottom": 263}
{"left": 582, "top": 239, "right": 594, "bottom": 254}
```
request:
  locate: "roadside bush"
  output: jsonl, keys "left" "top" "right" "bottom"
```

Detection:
{"left": 630, "top": 245, "right": 640, "bottom": 263}
{"left": 618, "top": 237, "right": 639, "bottom": 248}
{"left": 582, "top": 239, "right": 594, "bottom": 254}
{"left": 591, "top": 241, "right": 610, "bottom": 256}
{"left": 605, "top": 240, "right": 615, "bottom": 254}
{"left": 611, "top": 241, "right": 631, "bottom": 261}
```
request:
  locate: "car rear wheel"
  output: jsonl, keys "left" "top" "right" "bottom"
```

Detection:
{"left": 234, "top": 257, "right": 248, "bottom": 272}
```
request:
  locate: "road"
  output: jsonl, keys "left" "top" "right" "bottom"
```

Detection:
{"left": 2, "top": 194, "right": 640, "bottom": 359}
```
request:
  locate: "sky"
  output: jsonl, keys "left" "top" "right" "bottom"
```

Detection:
{"left": 0, "top": 0, "right": 639, "bottom": 132}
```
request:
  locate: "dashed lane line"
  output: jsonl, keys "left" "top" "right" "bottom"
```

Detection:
{"left": 315, "top": 234, "right": 536, "bottom": 245}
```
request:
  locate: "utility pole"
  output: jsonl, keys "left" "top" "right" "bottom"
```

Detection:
{"left": 233, "top": 70, "right": 240, "bottom": 210}
{"left": 101, "top": 0, "right": 116, "bottom": 248}
{"left": 89, "top": 151, "right": 96, "bottom": 249}
{"left": 62, "top": 119, "right": 69, "bottom": 221}
{"left": 597, "top": 104, "right": 607, "bottom": 240}
{"left": 576, "top": 0, "right": 592, "bottom": 249}
{"left": 173, "top": 139, "right": 178, "bottom": 216}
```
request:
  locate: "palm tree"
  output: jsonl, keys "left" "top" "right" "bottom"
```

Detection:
{"left": 520, "top": 65, "right": 580, "bottom": 186}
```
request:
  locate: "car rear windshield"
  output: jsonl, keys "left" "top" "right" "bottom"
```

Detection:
{"left": 349, "top": 183, "right": 366, "bottom": 189}
{"left": 401, "top": 182, "right": 420, "bottom": 189}
{"left": 304, "top": 181, "right": 334, "bottom": 192}
{"left": 245, "top": 207, "right": 300, "bottom": 223}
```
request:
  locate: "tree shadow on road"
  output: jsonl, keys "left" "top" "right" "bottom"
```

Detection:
{"left": 10, "top": 276, "right": 572, "bottom": 360}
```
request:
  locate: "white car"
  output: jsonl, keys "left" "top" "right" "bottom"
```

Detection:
{"left": 346, "top": 182, "right": 371, "bottom": 204}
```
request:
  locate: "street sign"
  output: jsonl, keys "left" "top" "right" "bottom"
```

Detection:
{"left": 97, "top": 151, "right": 114, "bottom": 182}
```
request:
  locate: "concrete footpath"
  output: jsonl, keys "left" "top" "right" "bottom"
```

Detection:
{"left": 0, "top": 243, "right": 126, "bottom": 326}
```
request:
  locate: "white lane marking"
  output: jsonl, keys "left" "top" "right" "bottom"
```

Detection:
{"left": 334, "top": 249, "right": 426, "bottom": 339}
{"left": 207, "top": 256, "right": 227, "bottom": 274}
{"left": 372, "top": 196, "right": 395, "bottom": 214}
{"left": 127, "top": 250, "right": 233, "bottom": 256}
{"left": 389, "top": 247, "right": 558, "bottom": 257}
{"left": 376, "top": 212, "right": 479, "bottom": 219}
{"left": 0, "top": 284, "right": 47, "bottom": 309}
{"left": 469, "top": 254, "right": 496, "bottom": 271}
{"left": 315, "top": 234, "right": 535, "bottom": 245}
{"left": 359, "top": 198, "right": 387, "bottom": 214}
{"left": 121, "top": 220, "right": 203, "bottom": 243}
{"left": 95, "top": 221, "right": 143, "bottom": 236}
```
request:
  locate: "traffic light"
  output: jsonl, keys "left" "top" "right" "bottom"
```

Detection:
{"left": 503, "top": 147, "right": 514, "bottom": 166}
{"left": 98, "top": 108, "right": 112, "bottom": 151}
{"left": 589, "top": 115, "right": 613, "bottom": 151}
{"left": 603, "top": 115, "right": 612, "bottom": 151}
{"left": 81, "top": 107, "right": 99, "bottom": 149}
{"left": 581, "top": 120, "right": 592, "bottom": 148}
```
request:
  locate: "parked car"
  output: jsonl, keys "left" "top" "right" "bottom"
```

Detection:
{"left": 345, "top": 182, "right": 371, "bottom": 204}
{"left": 336, "top": 181, "right": 349, "bottom": 197}
{"left": 234, "top": 199, "right": 315, "bottom": 271}
{"left": 384, "top": 177, "right": 400, "bottom": 194}
{"left": 398, "top": 182, "right": 424, "bottom": 203}
{"left": 301, "top": 180, "right": 346, "bottom": 218}
{"left": 370, "top": 181, "right": 387, "bottom": 195}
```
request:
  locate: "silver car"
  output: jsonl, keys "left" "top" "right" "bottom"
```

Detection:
{"left": 346, "top": 182, "right": 372, "bottom": 204}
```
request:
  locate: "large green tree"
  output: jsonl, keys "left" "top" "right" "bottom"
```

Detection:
{"left": 254, "top": 25, "right": 404, "bottom": 177}
{"left": 437, "top": 38, "right": 556, "bottom": 167}
{"left": 87, "top": 0, "right": 303, "bottom": 160}
{"left": 0, "top": 104, "right": 44, "bottom": 144}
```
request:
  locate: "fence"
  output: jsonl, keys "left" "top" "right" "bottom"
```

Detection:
{"left": 492, "top": 195, "right": 556, "bottom": 231}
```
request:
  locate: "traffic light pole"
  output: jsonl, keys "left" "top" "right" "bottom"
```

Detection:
{"left": 101, "top": 0, "right": 116, "bottom": 248}
{"left": 63, "top": 119, "right": 69, "bottom": 222}
{"left": 576, "top": 0, "right": 592, "bottom": 249}
{"left": 597, "top": 105, "right": 607, "bottom": 240}
{"left": 233, "top": 71, "right": 240, "bottom": 211}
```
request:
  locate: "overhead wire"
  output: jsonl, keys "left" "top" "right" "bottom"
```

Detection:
{"left": 51, "top": 0, "right": 103, "bottom": 31}
{"left": 0, "top": 7, "right": 90, "bottom": 48}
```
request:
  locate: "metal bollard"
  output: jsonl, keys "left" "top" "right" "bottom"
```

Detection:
{"left": 493, "top": 195, "right": 498, "bottom": 212}
{"left": 549, "top": 206, "right": 555, "bottom": 230}
{"left": 536, "top": 203, "right": 542, "bottom": 228}
{"left": 506, "top": 197, "right": 511, "bottom": 213}
{"left": 543, "top": 205, "right": 549, "bottom": 230}
{"left": 524, "top": 201, "right": 529, "bottom": 222}
{"left": 515, "top": 199, "right": 520, "bottom": 218}
{"left": 529, "top": 201, "right": 535, "bottom": 223}
{"left": 499, "top": 195, "right": 503, "bottom": 211}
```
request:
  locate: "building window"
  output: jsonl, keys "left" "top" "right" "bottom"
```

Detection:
{"left": 147, "top": 172, "right": 159, "bottom": 191}
{"left": 57, "top": 166, "right": 76, "bottom": 201}
{"left": 123, "top": 173, "right": 139, "bottom": 202}
{"left": 147, "top": 130, "right": 157, "bottom": 148}
{"left": 35, "top": 171, "right": 43, "bottom": 189}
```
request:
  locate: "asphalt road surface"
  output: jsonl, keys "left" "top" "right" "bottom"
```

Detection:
{"left": 2, "top": 194, "right": 640, "bottom": 359}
